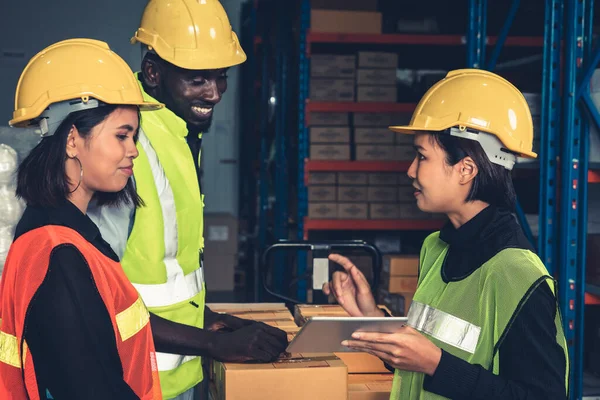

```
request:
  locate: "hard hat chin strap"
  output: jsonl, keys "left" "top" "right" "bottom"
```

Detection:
{"left": 447, "top": 126, "right": 517, "bottom": 170}
{"left": 38, "top": 98, "right": 102, "bottom": 137}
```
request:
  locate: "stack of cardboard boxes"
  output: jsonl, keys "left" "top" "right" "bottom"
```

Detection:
{"left": 294, "top": 304, "right": 395, "bottom": 399}
{"left": 356, "top": 52, "right": 398, "bottom": 103}
{"left": 207, "top": 303, "right": 348, "bottom": 400}
{"left": 308, "top": 171, "right": 432, "bottom": 220}
{"left": 377, "top": 255, "right": 419, "bottom": 316}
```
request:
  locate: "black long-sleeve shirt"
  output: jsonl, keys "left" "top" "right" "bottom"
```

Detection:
{"left": 421, "top": 206, "right": 567, "bottom": 399}
{"left": 14, "top": 201, "right": 139, "bottom": 400}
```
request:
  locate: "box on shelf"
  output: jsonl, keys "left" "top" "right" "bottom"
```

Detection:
{"left": 357, "top": 86, "right": 397, "bottom": 102}
{"left": 310, "top": 127, "right": 351, "bottom": 143}
{"left": 308, "top": 186, "right": 337, "bottom": 202}
{"left": 353, "top": 113, "right": 394, "bottom": 127}
{"left": 369, "top": 203, "right": 401, "bottom": 219}
{"left": 398, "top": 186, "right": 416, "bottom": 202}
{"left": 308, "top": 172, "right": 337, "bottom": 186}
{"left": 310, "top": 144, "right": 351, "bottom": 160}
{"left": 311, "top": 10, "right": 382, "bottom": 34}
{"left": 311, "top": 55, "right": 356, "bottom": 79}
{"left": 354, "top": 127, "right": 395, "bottom": 144}
{"left": 395, "top": 145, "right": 415, "bottom": 161}
{"left": 397, "top": 174, "right": 412, "bottom": 186}
{"left": 368, "top": 173, "right": 399, "bottom": 186}
{"left": 310, "top": 78, "right": 355, "bottom": 102}
{"left": 309, "top": 202, "right": 338, "bottom": 219}
{"left": 356, "top": 145, "right": 395, "bottom": 161}
{"left": 338, "top": 186, "right": 368, "bottom": 202}
{"left": 204, "top": 213, "right": 239, "bottom": 255}
{"left": 338, "top": 172, "right": 368, "bottom": 185}
{"left": 380, "top": 275, "right": 418, "bottom": 293}
{"left": 395, "top": 131, "right": 415, "bottom": 145}
{"left": 358, "top": 52, "right": 399, "bottom": 69}
{"left": 310, "top": 112, "right": 349, "bottom": 126}
{"left": 356, "top": 68, "right": 397, "bottom": 86}
{"left": 383, "top": 255, "right": 419, "bottom": 276}
{"left": 367, "top": 186, "right": 398, "bottom": 203}
{"left": 338, "top": 202, "right": 369, "bottom": 219}
{"left": 398, "top": 202, "right": 430, "bottom": 219}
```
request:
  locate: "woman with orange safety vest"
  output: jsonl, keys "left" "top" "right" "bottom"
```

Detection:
{"left": 0, "top": 39, "right": 163, "bottom": 399}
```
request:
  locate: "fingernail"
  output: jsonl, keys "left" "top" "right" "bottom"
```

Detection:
{"left": 352, "top": 333, "right": 360, "bottom": 339}
{"left": 341, "top": 340, "right": 349, "bottom": 346}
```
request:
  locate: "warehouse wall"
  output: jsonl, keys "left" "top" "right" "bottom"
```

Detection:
{"left": 0, "top": 0, "right": 245, "bottom": 215}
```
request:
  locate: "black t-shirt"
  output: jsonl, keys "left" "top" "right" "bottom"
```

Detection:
{"left": 14, "top": 200, "right": 139, "bottom": 400}
{"left": 421, "top": 206, "right": 567, "bottom": 399}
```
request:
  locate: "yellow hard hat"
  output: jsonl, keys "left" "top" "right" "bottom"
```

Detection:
{"left": 131, "top": 0, "right": 247, "bottom": 70}
{"left": 389, "top": 69, "right": 537, "bottom": 159}
{"left": 10, "top": 38, "right": 162, "bottom": 131}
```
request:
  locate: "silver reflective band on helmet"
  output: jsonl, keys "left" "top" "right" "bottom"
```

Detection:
{"left": 38, "top": 98, "right": 102, "bottom": 137}
{"left": 406, "top": 301, "right": 481, "bottom": 354}
{"left": 448, "top": 126, "right": 517, "bottom": 170}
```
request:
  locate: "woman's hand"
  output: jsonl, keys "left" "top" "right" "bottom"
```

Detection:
{"left": 322, "top": 254, "right": 383, "bottom": 317}
{"left": 342, "top": 325, "right": 442, "bottom": 376}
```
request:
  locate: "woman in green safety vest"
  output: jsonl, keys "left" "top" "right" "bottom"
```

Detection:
{"left": 324, "top": 69, "right": 569, "bottom": 400}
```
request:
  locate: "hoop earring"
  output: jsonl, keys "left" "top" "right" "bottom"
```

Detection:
{"left": 68, "top": 156, "right": 83, "bottom": 194}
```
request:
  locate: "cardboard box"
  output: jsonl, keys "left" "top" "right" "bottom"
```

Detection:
{"left": 308, "top": 186, "right": 337, "bottom": 202}
{"left": 383, "top": 255, "right": 419, "bottom": 276}
{"left": 310, "top": 78, "right": 355, "bottom": 102}
{"left": 338, "top": 203, "right": 369, "bottom": 219}
{"left": 310, "top": 127, "right": 351, "bottom": 143}
{"left": 368, "top": 173, "right": 399, "bottom": 186}
{"left": 308, "top": 172, "right": 337, "bottom": 185}
{"left": 397, "top": 174, "right": 412, "bottom": 186}
{"left": 204, "top": 213, "right": 239, "bottom": 255}
{"left": 358, "top": 52, "right": 399, "bottom": 69}
{"left": 203, "top": 254, "right": 236, "bottom": 291}
{"left": 311, "top": 9, "right": 382, "bottom": 34}
{"left": 397, "top": 186, "right": 416, "bottom": 202}
{"left": 368, "top": 186, "right": 398, "bottom": 203}
{"left": 311, "top": 55, "right": 356, "bottom": 78}
{"left": 356, "top": 68, "right": 397, "bottom": 86}
{"left": 395, "top": 144, "right": 415, "bottom": 161}
{"left": 310, "top": 144, "right": 351, "bottom": 160}
{"left": 353, "top": 113, "right": 394, "bottom": 127}
{"left": 395, "top": 131, "right": 415, "bottom": 145}
{"left": 338, "top": 172, "right": 368, "bottom": 185}
{"left": 310, "top": 112, "right": 349, "bottom": 126}
{"left": 354, "top": 128, "right": 395, "bottom": 144}
{"left": 338, "top": 186, "right": 368, "bottom": 202}
{"left": 309, "top": 203, "right": 338, "bottom": 219}
{"left": 207, "top": 303, "right": 288, "bottom": 313}
{"left": 348, "top": 374, "right": 394, "bottom": 400}
{"left": 381, "top": 275, "right": 419, "bottom": 293}
{"left": 294, "top": 304, "right": 393, "bottom": 326}
{"left": 356, "top": 145, "right": 395, "bottom": 161}
{"left": 399, "top": 202, "right": 430, "bottom": 219}
{"left": 357, "top": 86, "right": 397, "bottom": 102}
{"left": 369, "top": 204, "right": 401, "bottom": 219}
{"left": 213, "top": 354, "right": 348, "bottom": 400}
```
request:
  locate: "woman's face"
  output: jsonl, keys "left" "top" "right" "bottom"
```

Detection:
{"left": 407, "top": 132, "right": 468, "bottom": 214}
{"left": 68, "top": 106, "right": 139, "bottom": 195}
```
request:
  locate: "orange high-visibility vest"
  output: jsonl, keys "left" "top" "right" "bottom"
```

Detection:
{"left": 0, "top": 225, "right": 162, "bottom": 400}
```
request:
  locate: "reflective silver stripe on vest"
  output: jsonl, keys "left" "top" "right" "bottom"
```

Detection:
{"left": 156, "top": 353, "right": 198, "bottom": 372}
{"left": 132, "top": 263, "right": 204, "bottom": 308}
{"left": 407, "top": 301, "right": 481, "bottom": 354}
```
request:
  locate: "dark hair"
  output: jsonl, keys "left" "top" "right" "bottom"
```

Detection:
{"left": 430, "top": 132, "right": 517, "bottom": 211}
{"left": 16, "top": 104, "right": 143, "bottom": 208}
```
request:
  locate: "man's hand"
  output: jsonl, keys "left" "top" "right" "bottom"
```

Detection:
{"left": 322, "top": 254, "right": 382, "bottom": 317}
{"left": 342, "top": 326, "right": 442, "bottom": 376}
{"left": 207, "top": 321, "right": 289, "bottom": 363}
{"left": 204, "top": 307, "right": 253, "bottom": 332}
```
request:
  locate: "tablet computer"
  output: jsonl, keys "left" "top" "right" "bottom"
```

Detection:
{"left": 286, "top": 316, "right": 409, "bottom": 353}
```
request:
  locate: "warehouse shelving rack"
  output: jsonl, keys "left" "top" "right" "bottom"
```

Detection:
{"left": 286, "top": 0, "right": 600, "bottom": 398}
